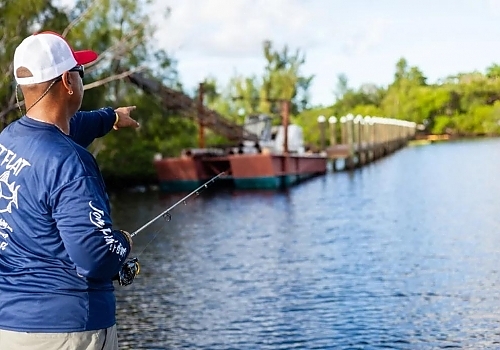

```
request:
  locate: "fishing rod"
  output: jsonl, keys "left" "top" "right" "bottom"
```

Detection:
{"left": 131, "top": 171, "right": 226, "bottom": 238}
{"left": 117, "top": 171, "right": 226, "bottom": 286}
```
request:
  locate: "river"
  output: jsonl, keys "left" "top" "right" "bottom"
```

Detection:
{"left": 111, "top": 137, "right": 500, "bottom": 349}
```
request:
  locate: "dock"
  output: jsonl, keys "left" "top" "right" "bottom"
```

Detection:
{"left": 127, "top": 72, "right": 418, "bottom": 192}
{"left": 318, "top": 114, "right": 417, "bottom": 171}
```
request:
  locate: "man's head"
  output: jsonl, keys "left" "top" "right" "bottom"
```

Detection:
{"left": 13, "top": 31, "right": 98, "bottom": 116}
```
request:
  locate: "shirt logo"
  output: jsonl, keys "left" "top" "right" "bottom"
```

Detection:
{"left": 0, "top": 171, "right": 19, "bottom": 213}
{"left": 0, "top": 143, "right": 31, "bottom": 254}
{"left": 88, "top": 201, "right": 127, "bottom": 258}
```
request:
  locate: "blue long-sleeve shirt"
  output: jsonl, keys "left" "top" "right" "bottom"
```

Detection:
{"left": 0, "top": 107, "right": 130, "bottom": 332}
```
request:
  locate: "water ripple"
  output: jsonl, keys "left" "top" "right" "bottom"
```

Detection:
{"left": 113, "top": 139, "right": 500, "bottom": 349}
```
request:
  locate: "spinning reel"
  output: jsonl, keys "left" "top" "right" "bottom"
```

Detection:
{"left": 117, "top": 257, "right": 140, "bottom": 286}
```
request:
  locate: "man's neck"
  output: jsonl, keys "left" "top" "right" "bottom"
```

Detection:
{"left": 25, "top": 105, "right": 70, "bottom": 135}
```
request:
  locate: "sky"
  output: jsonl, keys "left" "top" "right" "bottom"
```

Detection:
{"left": 53, "top": 0, "right": 500, "bottom": 107}
{"left": 149, "top": 0, "right": 500, "bottom": 107}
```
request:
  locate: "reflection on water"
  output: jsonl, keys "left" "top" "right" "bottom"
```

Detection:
{"left": 111, "top": 138, "right": 500, "bottom": 349}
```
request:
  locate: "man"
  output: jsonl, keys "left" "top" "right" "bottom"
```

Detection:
{"left": 0, "top": 31, "right": 140, "bottom": 349}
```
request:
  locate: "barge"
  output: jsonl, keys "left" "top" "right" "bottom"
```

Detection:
{"left": 154, "top": 115, "right": 327, "bottom": 192}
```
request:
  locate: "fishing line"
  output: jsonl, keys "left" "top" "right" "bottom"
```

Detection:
{"left": 132, "top": 213, "right": 171, "bottom": 259}
{"left": 117, "top": 171, "right": 226, "bottom": 286}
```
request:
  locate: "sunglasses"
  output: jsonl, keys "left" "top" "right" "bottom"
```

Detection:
{"left": 54, "top": 65, "right": 84, "bottom": 82}
{"left": 69, "top": 65, "right": 84, "bottom": 79}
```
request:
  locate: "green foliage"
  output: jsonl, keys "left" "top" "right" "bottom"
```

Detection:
{"left": 350, "top": 104, "right": 383, "bottom": 117}
{"left": 431, "top": 115, "right": 454, "bottom": 134}
{"left": 0, "top": 0, "right": 69, "bottom": 125}
{"left": 2, "top": 1, "right": 500, "bottom": 187}
{"left": 0, "top": 0, "right": 191, "bottom": 188}
{"left": 294, "top": 107, "right": 334, "bottom": 147}
{"left": 297, "top": 57, "right": 500, "bottom": 144}
{"left": 334, "top": 82, "right": 385, "bottom": 117}
{"left": 206, "top": 40, "right": 313, "bottom": 123}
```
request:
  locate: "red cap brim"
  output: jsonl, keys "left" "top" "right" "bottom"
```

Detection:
{"left": 74, "top": 50, "right": 98, "bottom": 65}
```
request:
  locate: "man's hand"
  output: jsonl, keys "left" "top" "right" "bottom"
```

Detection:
{"left": 114, "top": 106, "right": 140, "bottom": 130}
{"left": 119, "top": 230, "right": 133, "bottom": 251}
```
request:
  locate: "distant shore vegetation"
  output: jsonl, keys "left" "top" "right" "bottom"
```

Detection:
{"left": 1, "top": 1, "right": 497, "bottom": 187}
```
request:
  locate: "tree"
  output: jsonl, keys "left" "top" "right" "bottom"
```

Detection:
{"left": 0, "top": 0, "right": 189, "bottom": 188}
{"left": 393, "top": 57, "right": 408, "bottom": 84}
{"left": 260, "top": 40, "right": 313, "bottom": 115}
{"left": 486, "top": 63, "right": 500, "bottom": 79}
{"left": 334, "top": 73, "right": 349, "bottom": 101}
{"left": 206, "top": 40, "right": 313, "bottom": 127}
{"left": 0, "top": 0, "right": 69, "bottom": 124}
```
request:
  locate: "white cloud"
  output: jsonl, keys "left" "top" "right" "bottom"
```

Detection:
{"left": 52, "top": 0, "right": 75, "bottom": 9}
{"left": 52, "top": 0, "right": 500, "bottom": 107}
{"left": 342, "top": 17, "right": 391, "bottom": 56}
{"left": 151, "top": 0, "right": 396, "bottom": 105}
{"left": 144, "top": 0, "right": 500, "bottom": 106}
{"left": 486, "top": 0, "right": 500, "bottom": 14}
{"left": 154, "top": 0, "right": 328, "bottom": 58}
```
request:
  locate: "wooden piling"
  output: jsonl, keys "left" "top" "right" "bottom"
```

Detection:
{"left": 328, "top": 116, "right": 338, "bottom": 171}
{"left": 343, "top": 114, "right": 352, "bottom": 169}
{"left": 324, "top": 114, "right": 417, "bottom": 171}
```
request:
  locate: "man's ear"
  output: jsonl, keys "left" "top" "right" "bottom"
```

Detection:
{"left": 61, "top": 72, "right": 73, "bottom": 94}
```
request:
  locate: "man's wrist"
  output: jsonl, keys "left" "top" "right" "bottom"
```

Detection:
{"left": 119, "top": 230, "right": 132, "bottom": 249}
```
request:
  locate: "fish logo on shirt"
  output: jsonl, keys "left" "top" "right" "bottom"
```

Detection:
{"left": 0, "top": 218, "right": 13, "bottom": 233}
{"left": 0, "top": 171, "right": 19, "bottom": 213}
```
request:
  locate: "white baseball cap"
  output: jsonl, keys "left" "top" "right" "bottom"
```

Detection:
{"left": 13, "top": 31, "right": 98, "bottom": 85}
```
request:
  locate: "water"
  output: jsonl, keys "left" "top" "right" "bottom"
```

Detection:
{"left": 111, "top": 138, "right": 500, "bottom": 349}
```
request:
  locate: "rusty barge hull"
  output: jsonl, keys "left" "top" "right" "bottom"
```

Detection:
{"left": 154, "top": 153, "right": 327, "bottom": 192}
